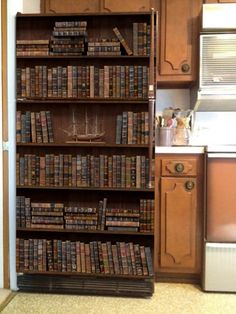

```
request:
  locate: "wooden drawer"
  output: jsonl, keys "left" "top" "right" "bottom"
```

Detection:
{"left": 161, "top": 158, "right": 197, "bottom": 176}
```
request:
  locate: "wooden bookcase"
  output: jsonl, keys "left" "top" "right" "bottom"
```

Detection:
{"left": 16, "top": 11, "right": 156, "bottom": 297}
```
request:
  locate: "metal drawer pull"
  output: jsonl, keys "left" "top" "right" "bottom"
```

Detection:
{"left": 175, "top": 163, "right": 184, "bottom": 173}
{"left": 185, "top": 181, "right": 194, "bottom": 191}
{"left": 181, "top": 63, "right": 190, "bottom": 73}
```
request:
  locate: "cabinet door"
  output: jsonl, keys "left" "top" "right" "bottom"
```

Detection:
{"left": 101, "top": 0, "right": 159, "bottom": 12}
{"left": 159, "top": 177, "right": 198, "bottom": 272}
{"left": 157, "top": 0, "right": 201, "bottom": 84}
{"left": 41, "top": 0, "right": 100, "bottom": 13}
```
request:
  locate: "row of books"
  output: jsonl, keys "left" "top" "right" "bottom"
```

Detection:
{"left": 16, "top": 110, "right": 54, "bottom": 144}
{"left": 116, "top": 111, "right": 149, "bottom": 145}
{"left": 16, "top": 65, "right": 149, "bottom": 99}
{"left": 16, "top": 42, "right": 86, "bottom": 58}
{"left": 133, "top": 22, "right": 151, "bottom": 56}
{"left": 16, "top": 197, "right": 154, "bottom": 232}
{"left": 16, "top": 238, "right": 153, "bottom": 276}
{"left": 16, "top": 154, "right": 153, "bottom": 188}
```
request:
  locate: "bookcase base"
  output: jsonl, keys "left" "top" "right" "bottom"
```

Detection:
{"left": 17, "top": 274, "right": 154, "bottom": 298}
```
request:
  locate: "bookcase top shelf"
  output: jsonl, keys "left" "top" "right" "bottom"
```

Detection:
{"left": 16, "top": 12, "right": 154, "bottom": 18}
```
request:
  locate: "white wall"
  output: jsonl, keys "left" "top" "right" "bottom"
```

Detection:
{"left": 23, "top": 0, "right": 40, "bottom": 13}
{"left": 7, "top": 0, "right": 41, "bottom": 291}
{"left": 0, "top": 1, "right": 3, "bottom": 289}
{"left": 8, "top": 0, "right": 25, "bottom": 291}
{"left": 156, "top": 89, "right": 191, "bottom": 115}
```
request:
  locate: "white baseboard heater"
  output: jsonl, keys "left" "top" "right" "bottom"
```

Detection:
{"left": 203, "top": 243, "right": 236, "bottom": 292}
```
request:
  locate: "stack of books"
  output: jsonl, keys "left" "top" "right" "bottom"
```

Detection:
{"left": 16, "top": 39, "right": 49, "bottom": 56}
{"left": 50, "top": 20, "right": 87, "bottom": 56}
{"left": 87, "top": 38, "right": 121, "bottom": 56}
{"left": 64, "top": 206, "right": 98, "bottom": 230}
{"left": 30, "top": 202, "right": 64, "bottom": 230}
{"left": 105, "top": 208, "right": 140, "bottom": 232}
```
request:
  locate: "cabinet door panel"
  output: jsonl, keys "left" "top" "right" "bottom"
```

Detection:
{"left": 160, "top": 177, "right": 197, "bottom": 271}
{"left": 41, "top": 0, "right": 100, "bottom": 13}
{"left": 158, "top": 0, "right": 201, "bottom": 84}
{"left": 160, "top": 0, "right": 190, "bottom": 73}
{"left": 102, "top": 0, "right": 157, "bottom": 12}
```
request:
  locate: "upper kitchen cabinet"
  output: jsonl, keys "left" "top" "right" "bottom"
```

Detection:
{"left": 40, "top": 0, "right": 159, "bottom": 13}
{"left": 157, "top": 0, "right": 202, "bottom": 86}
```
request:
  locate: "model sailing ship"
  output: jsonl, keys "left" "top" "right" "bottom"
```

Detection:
{"left": 62, "top": 109, "right": 105, "bottom": 143}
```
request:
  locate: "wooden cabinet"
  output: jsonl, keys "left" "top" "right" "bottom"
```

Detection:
{"left": 157, "top": 0, "right": 202, "bottom": 85}
{"left": 155, "top": 154, "right": 203, "bottom": 282}
{"left": 16, "top": 11, "right": 156, "bottom": 297}
{"left": 40, "top": 0, "right": 159, "bottom": 13}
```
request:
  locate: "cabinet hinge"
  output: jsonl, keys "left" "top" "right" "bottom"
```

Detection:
{"left": 2, "top": 141, "right": 9, "bottom": 151}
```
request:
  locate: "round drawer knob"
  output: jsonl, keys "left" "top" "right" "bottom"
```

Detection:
{"left": 181, "top": 63, "right": 190, "bottom": 73}
{"left": 185, "top": 181, "right": 194, "bottom": 191}
{"left": 175, "top": 163, "right": 184, "bottom": 173}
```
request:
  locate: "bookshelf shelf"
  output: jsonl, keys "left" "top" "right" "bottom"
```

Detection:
{"left": 17, "top": 270, "right": 154, "bottom": 279}
{"left": 17, "top": 143, "right": 149, "bottom": 148}
{"left": 17, "top": 186, "right": 154, "bottom": 192}
{"left": 17, "top": 227, "right": 154, "bottom": 236}
{"left": 16, "top": 10, "right": 156, "bottom": 296}
{"left": 17, "top": 98, "right": 149, "bottom": 104}
{"left": 17, "top": 55, "right": 150, "bottom": 59}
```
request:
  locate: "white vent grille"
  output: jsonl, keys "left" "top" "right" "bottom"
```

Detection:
{"left": 200, "top": 34, "right": 236, "bottom": 90}
{"left": 204, "top": 243, "right": 236, "bottom": 292}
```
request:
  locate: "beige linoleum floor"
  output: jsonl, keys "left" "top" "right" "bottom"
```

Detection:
{"left": 1, "top": 283, "right": 236, "bottom": 314}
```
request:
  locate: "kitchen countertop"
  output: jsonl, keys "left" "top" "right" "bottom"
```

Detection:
{"left": 155, "top": 146, "right": 205, "bottom": 154}
{"left": 207, "top": 145, "right": 236, "bottom": 153}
